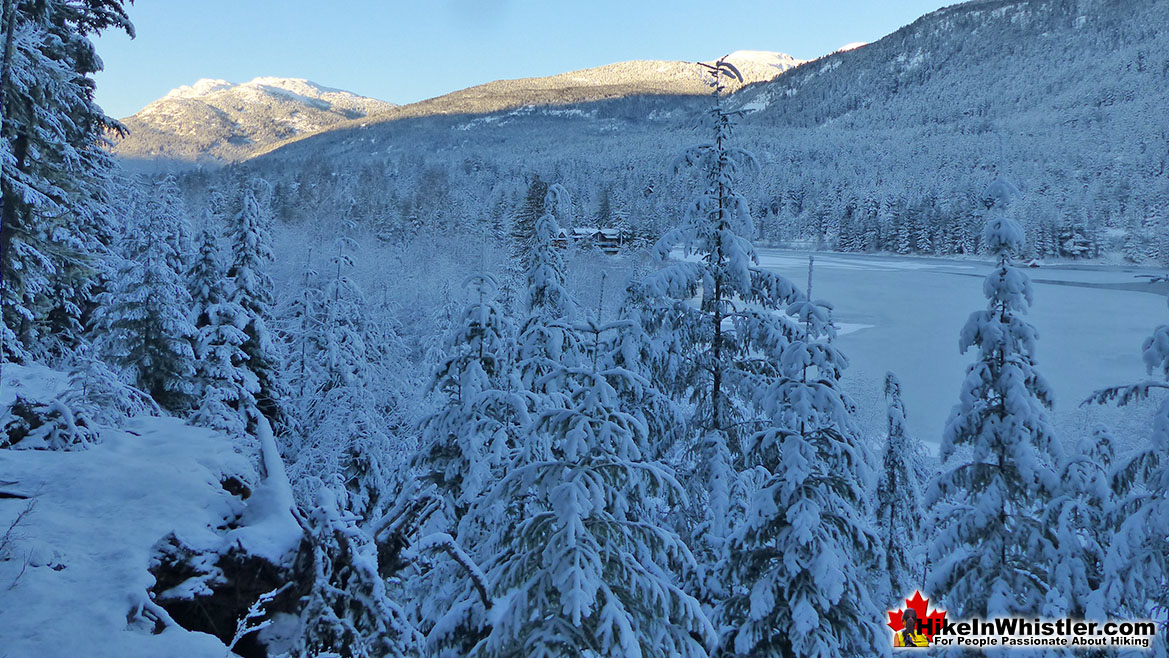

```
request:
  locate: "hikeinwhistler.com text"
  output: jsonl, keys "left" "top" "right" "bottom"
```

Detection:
{"left": 922, "top": 617, "right": 1159, "bottom": 649}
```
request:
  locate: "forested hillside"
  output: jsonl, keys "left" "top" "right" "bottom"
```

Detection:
{"left": 197, "top": 0, "right": 1169, "bottom": 265}
{"left": 3, "top": 0, "right": 1168, "bottom": 656}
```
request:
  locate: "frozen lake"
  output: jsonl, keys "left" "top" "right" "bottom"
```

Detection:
{"left": 755, "top": 249, "right": 1169, "bottom": 453}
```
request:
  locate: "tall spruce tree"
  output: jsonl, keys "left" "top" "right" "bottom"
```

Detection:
{"left": 874, "top": 371, "right": 927, "bottom": 604}
{"left": 926, "top": 212, "right": 1064, "bottom": 627}
{"left": 155, "top": 173, "right": 192, "bottom": 273}
{"left": 294, "top": 232, "right": 401, "bottom": 520}
{"left": 637, "top": 56, "right": 801, "bottom": 601}
{"left": 281, "top": 251, "right": 325, "bottom": 448}
{"left": 319, "top": 233, "right": 375, "bottom": 394}
{"left": 721, "top": 272, "right": 882, "bottom": 658}
{"left": 501, "top": 176, "right": 548, "bottom": 313}
{"left": 415, "top": 272, "right": 528, "bottom": 655}
{"left": 95, "top": 201, "right": 197, "bottom": 412}
{"left": 1044, "top": 431, "right": 1114, "bottom": 621}
{"left": 469, "top": 316, "right": 715, "bottom": 658}
{"left": 1, "top": 0, "right": 132, "bottom": 361}
{"left": 188, "top": 226, "right": 257, "bottom": 435}
{"left": 417, "top": 272, "right": 526, "bottom": 523}
{"left": 227, "top": 185, "right": 284, "bottom": 431}
{"left": 516, "top": 183, "right": 580, "bottom": 399}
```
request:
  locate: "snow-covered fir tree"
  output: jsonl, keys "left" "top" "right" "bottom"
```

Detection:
{"left": 501, "top": 176, "right": 548, "bottom": 313}
{"left": 468, "top": 317, "right": 715, "bottom": 658}
{"left": 94, "top": 196, "right": 197, "bottom": 412}
{"left": 926, "top": 211, "right": 1065, "bottom": 628}
{"left": 414, "top": 272, "right": 528, "bottom": 654}
{"left": 1044, "top": 430, "right": 1115, "bottom": 621}
{"left": 1, "top": 0, "right": 132, "bottom": 361}
{"left": 281, "top": 251, "right": 326, "bottom": 445}
{"left": 515, "top": 183, "right": 581, "bottom": 399}
{"left": 1088, "top": 278, "right": 1169, "bottom": 637}
{"left": 287, "top": 231, "right": 402, "bottom": 519}
{"left": 421, "top": 283, "right": 458, "bottom": 382}
{"left": 154, "top": 173, "right": 193, "bottom": 273}
{"left": 721, "top": 274, "right": 882, "bottom": 658}
{"left": 417, "top": 272, "right": 526, "bottom": 522}
{"left": 607, "top": 277, "right": 688, "bottom": 462}
{"left": 227, "top": 185, "right": 284, "bottom": 430}
{"left": 637, "top": 56, "right": 801, "bottom": 602}
{"left": 187, "top": 226, "right": 258, "bottom": 435}
{"left": 874, "top": 371, "right": 928, "bottom": 604}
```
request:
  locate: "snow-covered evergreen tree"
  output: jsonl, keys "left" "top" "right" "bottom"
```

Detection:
{"left": 413, "top": 272, "right": 528, "bottom": 654}
{"left": 607, "top": 278, "right": 688, "bottom": 462}
{"left": 319, "top": 232, "right": 376, "bottom": 394}
{"left": 188, "top": 218, "right": 224, "bottom": 330}
{"left": 95, "top": 199, "right": 197, "bottom": 412}
{"left": 187, "top": 226, "right": 258, "bottom": 435}
{"left": 292, "top": 486, "right": 418, "bottom": 658}
{"left": 417, "top": 272, "right": 526, "bottom": 522}
{"left": 516, "top": 183, "right": 580, "bottom": 399}
{"left": 280, "top": 252, "right": 326, "bottom": 447}
{"left": 926, "top": 212, "right": 1064, "bottom": 625}
{"left": 721, "top": 281, "right": 882, "bottom": 658}
{"left": 421, "top": 283, "right": 458, "bottom": 381}
{"left": 874, "top": 371, "right": 927, "bottom": 604}
{"left": 638, "top": 56, "right": 802, "bottom": 601}
{"left": 64, "top": 347, "right": 159, "bottom": 426}
{"left": 1045, "top": 430, "right": 1115, "bottom": 620}
{"left": 1087, "top": 277, "right": 1169, "bottom": 634}
{"left": 285, "top": 231, "right": 403, "bottom": 519}
{"left": 1, "top": 0, "right": 132, "bottom": 361}
{"left": 155, "top": 173, "right": 192, "bottom": 273}
{"left": 469, "top": 317, "right": 714, "bottom": 658}
{"left": 501, "top": 176, "right": 548, "bottom": 313}
{"left": 227, "top": 186, "right": 284, "bottom": 430}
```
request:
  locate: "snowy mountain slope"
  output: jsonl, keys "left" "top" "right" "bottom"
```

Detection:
{"left": 0, "top": 364, "right": 286, "bottom": 657}
{"left": 264, "top": 51, "right": 802, "bottom": 139}
{"left": 227, "top": 0, "right": 1169, "bottom": 267}
{"left": 112, "top": 77, "right": 397, "bottom": 165}
{"left": 112, "top": 52, "right": 803, "bottom": 167}
{"left": 730, "top": 0, "right": 1168, "bottom": 131}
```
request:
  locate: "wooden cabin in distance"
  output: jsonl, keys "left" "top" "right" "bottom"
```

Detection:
{"left": 553, "top": 227, "right": 628, "bottom": 254}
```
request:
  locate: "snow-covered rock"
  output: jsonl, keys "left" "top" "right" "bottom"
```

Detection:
{"left": 0, "top": 365, "right": 304, "bottom": 657}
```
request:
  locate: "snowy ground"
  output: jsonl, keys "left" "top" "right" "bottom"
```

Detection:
{"left": 755, "top": 249, "right": 1169, "bottom": 452}
{"left": 0, "top": 365, "right": 253, "bottom": 658}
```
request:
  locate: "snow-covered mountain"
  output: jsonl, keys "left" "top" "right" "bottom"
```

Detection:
{"left": 112, "top": 52, "right": 802, "bottom": 166}
{"left": 112, "top": 77, "right": 397, "bottom": 164}
{"left": 221, "top": 0, "right": 1169, "bottom": 267}
{"left": 347, "top": 50, "right": 802, "bottom": 124}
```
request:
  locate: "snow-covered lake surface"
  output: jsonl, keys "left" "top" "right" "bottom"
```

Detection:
{"left": 756, "top": 249, "right": 1168, "bottom": 452}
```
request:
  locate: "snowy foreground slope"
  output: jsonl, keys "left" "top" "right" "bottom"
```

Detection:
{"left": 0, "top": 364, "right": 290, "bottom": 657}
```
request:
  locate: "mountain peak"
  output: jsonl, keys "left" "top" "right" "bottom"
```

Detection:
{"left": 116, "top": 76, "right": 396, "bottom": 166}
{"left": 158, "top": 77, "right": 382, "bottom": 105}
{"left": 724, "top": 50, "right": 802, "bottom": 68}
{"left": 163, "top": 78, "right": 234, "bottom": 100}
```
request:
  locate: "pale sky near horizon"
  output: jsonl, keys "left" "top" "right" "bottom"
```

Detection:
{"left": 93, "top": 1, "right": 950, "bottom": 119}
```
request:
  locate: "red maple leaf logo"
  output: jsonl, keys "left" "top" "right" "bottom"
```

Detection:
{"left": 887, "top": 591, "right": 947, "bottom": 641}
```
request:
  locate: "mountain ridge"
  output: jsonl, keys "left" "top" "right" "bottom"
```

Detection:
{"left": 112, "top": 76, "right": 397, "bottom": 165}
{"left": 112, "top": 51, "right": 805, "bottom": 167}
{"left": 221, "top": 0, "right": 1169, "bottom": 268}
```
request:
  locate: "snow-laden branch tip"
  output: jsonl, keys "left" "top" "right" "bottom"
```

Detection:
{"left": 417, "top": 532, "right": 491, "bottom": 610}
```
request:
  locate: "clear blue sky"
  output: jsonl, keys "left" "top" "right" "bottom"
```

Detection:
{"left": 94, "top": 1, "right": 950, "bottom": 119}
